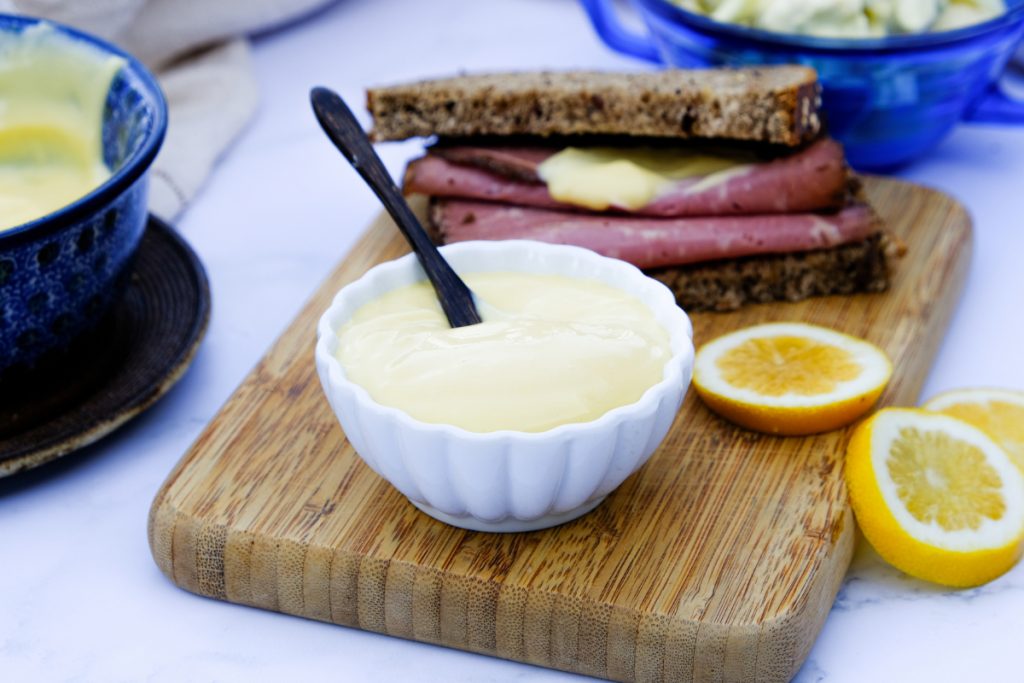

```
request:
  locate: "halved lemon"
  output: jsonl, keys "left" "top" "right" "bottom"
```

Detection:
{"left": 692, "top": 322, "right": 893, "bottom": 435}
{"left": 846, "top": 408, "right": 1024, "bottom": 587}
{"left": 923, "top": 388, "right": 1024, "bottom": 474}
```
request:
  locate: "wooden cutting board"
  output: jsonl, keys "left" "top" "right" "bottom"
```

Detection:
{"left": 149, "top": 177, "right": 970, "bottom": 683}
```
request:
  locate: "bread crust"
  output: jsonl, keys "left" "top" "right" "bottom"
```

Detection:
{"left": 367, "top": 68, "right": 821, "bottom": 147}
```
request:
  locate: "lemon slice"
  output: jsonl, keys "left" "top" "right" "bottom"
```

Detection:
{"left": 692, "top": 322, "right": 893, "bottom": 435}
{"left": 923, "top": 388, "right": 1024, "bottom": 474}
{"left": 846, "top": 408, "right": 1024, "bottom": 587}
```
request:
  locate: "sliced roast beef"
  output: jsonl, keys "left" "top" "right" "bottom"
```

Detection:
{"left": 406, "top": 155, "right": 560, "bottom": 208}
{"left": 430, "top": 199, "right": 879, "bottom": 270}
{"left": 408, "top": 138, "right": 850, "bottom": 216}
{"left": 432, "top": 145, "right": 550, "bottom": 182}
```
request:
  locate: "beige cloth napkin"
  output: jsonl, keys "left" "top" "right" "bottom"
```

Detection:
{"left": 1, "top": 0, "right": 334, "bottom": 220}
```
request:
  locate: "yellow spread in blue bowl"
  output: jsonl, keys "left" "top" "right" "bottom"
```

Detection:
{"left": 0, "top": 24, "right": 125, "bottom": 232}
{"left": 0, "top": 16, "right": 166, "bottom": 375}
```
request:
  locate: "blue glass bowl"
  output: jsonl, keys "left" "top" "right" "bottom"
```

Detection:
{"left": 0, "top": 15, "right": 167, "bottom": 376}
{"left": 580, "top": 0, "right": 1024, "bottom": 169}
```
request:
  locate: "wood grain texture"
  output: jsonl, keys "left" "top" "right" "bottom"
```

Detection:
{"left": 149, "top": 178, "right": 971, "bottom": 683}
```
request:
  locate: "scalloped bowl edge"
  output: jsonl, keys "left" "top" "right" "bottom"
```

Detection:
{"left": 315, "top": 240, "right": 695, "bottom": 532}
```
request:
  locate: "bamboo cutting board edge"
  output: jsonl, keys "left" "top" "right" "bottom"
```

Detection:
{"left": 147, "top": 505, "right": 855, "bottom": 681}
{"left": 148, "top": 177, "right": 971, "bottom": 683}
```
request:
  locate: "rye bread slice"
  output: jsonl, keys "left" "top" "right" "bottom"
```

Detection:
{"left": 650, "top": 232, "right": 899, "bottom": 312}
{"left": 367, "top": 68, "right": 821, "bottom": 147}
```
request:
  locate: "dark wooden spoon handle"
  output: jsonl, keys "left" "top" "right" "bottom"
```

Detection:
{"left": 310, "top": 86, "right": 481, "bottom": 328}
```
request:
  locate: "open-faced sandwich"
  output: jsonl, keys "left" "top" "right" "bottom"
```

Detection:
{"left": 366, "top": 67, "right": 902, "bottom": 311}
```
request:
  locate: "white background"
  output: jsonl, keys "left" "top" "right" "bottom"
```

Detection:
{"left": 3, "top": 1, "right": 1023, "bottom": 681}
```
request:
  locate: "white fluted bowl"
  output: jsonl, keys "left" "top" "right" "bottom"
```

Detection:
{"left": 315, "top": 240, "right": 694, "bottom": 532}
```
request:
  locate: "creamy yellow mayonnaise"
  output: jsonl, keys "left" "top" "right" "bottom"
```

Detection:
{"left": 672, "top": 0, "right": 1006, "bottom": 37}
{"left": 536, "top": 147, "right": 747, "bottom": 211}
{"left": 335, "top": 272, "right": 672, "bottom": 433}
{"left": 0, "top": 24, "right": 125, "bottom": 232}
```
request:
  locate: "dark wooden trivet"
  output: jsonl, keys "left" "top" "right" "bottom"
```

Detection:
{"left": 0, "top": 217, "right": 210, "bottom": 476}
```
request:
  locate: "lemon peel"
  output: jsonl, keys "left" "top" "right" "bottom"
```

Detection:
{"left": 846, "top": 408, "right": 1024, "bottom": 588}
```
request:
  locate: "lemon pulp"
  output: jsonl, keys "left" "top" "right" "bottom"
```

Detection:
{"left": 716, "top": 336, "right": 862, "bottom": 397}
{"left": 888, "top": 426, "right": 1007, "bottom": 531}
{"left": 0, "top": 24, "right": 124, "bottom": 231}
{"left": 926, "top": 391, "right": 1024, "bottom": 473}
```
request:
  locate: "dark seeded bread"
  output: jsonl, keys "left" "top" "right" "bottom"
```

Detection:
{"left": 367, "top": 68, "right": 821, "bottom": 147}
{"left": 650, "top": 233, "right": 900, "bottom": 312}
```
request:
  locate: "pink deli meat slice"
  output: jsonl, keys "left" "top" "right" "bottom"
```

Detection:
{"left": 433, "top": 145, "right": 550, "bottom": 182}
{"left": 407, "top": 155, "right": 562, "bottom": 208}
{"left": 431, "top": 199, "right": 878, "bottom": 270}
{"left": 407, "top": 138, "right": 850, "bottom": 216}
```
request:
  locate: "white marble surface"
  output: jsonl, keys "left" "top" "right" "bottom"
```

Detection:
{"left": 3, "top": 1, "right": 1024, "bottom": 681}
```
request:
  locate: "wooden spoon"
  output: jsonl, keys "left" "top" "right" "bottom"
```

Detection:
{"left": 310, "top": 86, "right": 481, "bottom": 328}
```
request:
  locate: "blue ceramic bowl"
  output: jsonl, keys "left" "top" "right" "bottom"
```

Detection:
{"left": 0, "top": 15, "right": 167, "bottom": 376}
{"left": 581, "top": 0, "right": 1024, "bottom": 169}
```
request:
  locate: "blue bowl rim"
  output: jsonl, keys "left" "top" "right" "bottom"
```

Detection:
{"left": 638, "top": 0, "right": 1024, "bottom": 54}
{"left": 0, "top": 13, "right": 168, "bottom": 248}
